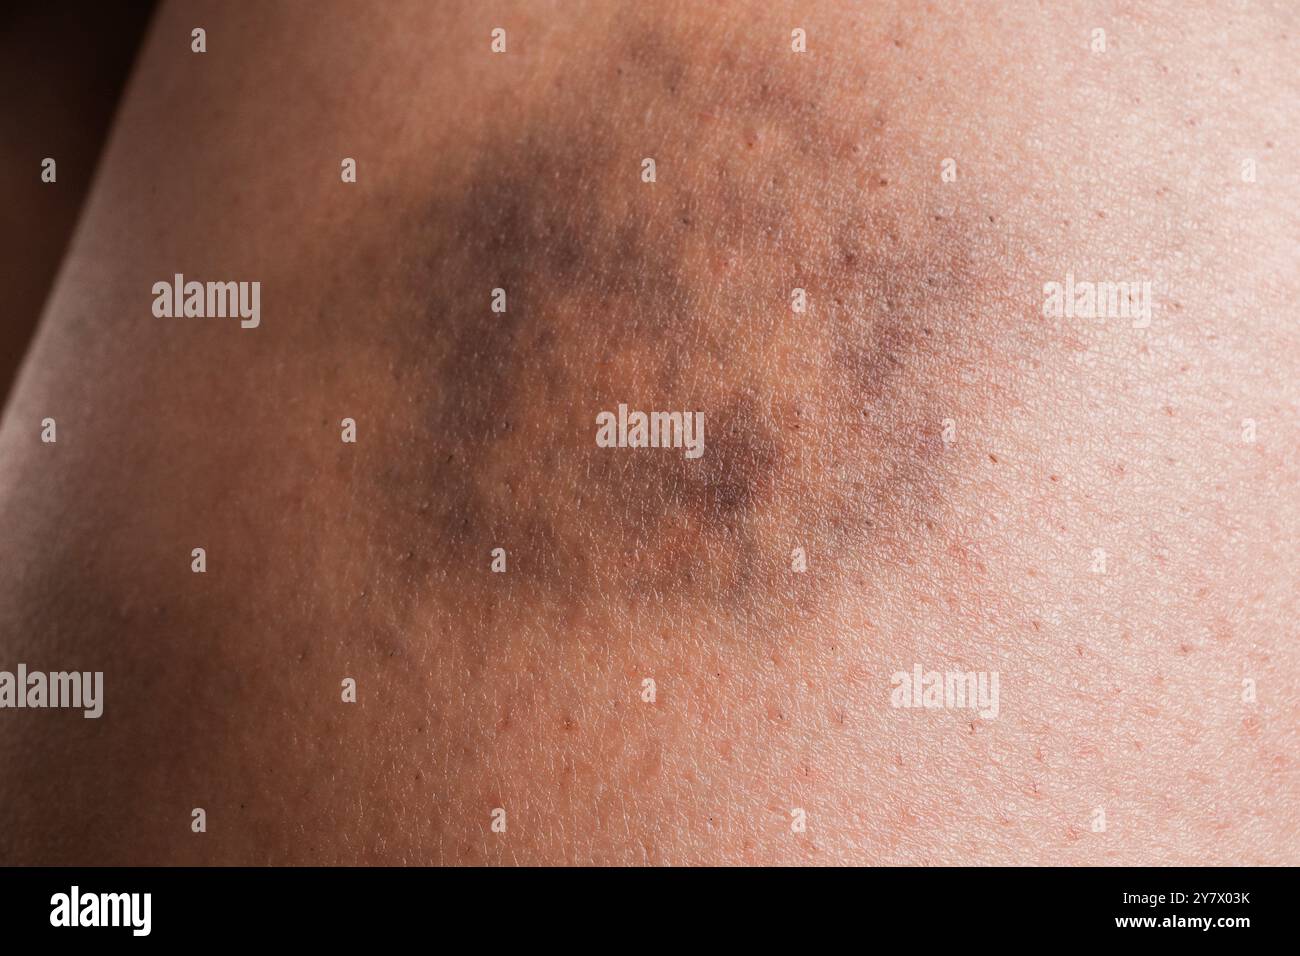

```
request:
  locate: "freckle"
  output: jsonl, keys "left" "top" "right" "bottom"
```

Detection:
{"left": 1178, "top": 643, "right": 1192, "bottom": 655}
{"left": 1096, "top": 209, "right": 1107, "bottom": 219}
{"left": 878, "top": 176, "right": 890, "bottom": 186}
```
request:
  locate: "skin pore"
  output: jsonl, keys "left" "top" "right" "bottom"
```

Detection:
{"left": 0, "top": 1, "right": 1296, "bottom": 864}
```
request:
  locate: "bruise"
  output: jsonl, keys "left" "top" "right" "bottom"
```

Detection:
{"left": 327, "top": 16, "right": 1017, "bottom": 626}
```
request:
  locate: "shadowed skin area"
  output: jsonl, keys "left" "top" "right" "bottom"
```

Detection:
{"left": 0, "top": 0, "right": 1297, "bottom": 865}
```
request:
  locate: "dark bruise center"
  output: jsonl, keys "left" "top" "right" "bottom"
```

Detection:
{"left": 332, "top": 18, "right": 1013, "bottom": 625}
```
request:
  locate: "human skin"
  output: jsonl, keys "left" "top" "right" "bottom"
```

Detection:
{"left": 0, "top": 1, "right": 154, "bottom": 400}
{"left": 0, "top": 0, "right": 1296, "bottom": 865}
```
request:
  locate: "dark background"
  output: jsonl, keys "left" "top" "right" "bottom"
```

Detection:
{"left": 0, "top": 1, "right": 155, "bottom": 407}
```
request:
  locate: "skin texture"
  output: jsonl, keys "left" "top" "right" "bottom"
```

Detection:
{"left": 0, "top": 0, "right": 1297, "bottom": 865}
{"left": 0, "top": 1, "right": 155, "bottom": 399}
